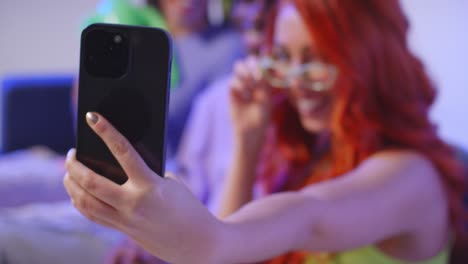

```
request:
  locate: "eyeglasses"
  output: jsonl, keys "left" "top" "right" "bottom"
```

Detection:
{"left": 259, "top": 56, "right": 338, "bottom": 92}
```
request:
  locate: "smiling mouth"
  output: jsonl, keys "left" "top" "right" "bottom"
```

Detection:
{"left": 297, "top": 99, "right": 328, "bottom": 116}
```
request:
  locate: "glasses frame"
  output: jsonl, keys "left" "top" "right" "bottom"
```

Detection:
{"left": 259, "top": 56, "right": 338, "bottom": 92}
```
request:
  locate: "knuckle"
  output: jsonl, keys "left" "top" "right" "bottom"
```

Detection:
{"left": 113, "top": 137, "right": 130, "bottom": 157}
{"left": 93, "top": 119, "right": 108, "bottom": 135}
{"left": 78, "top": 196, "right": 97, "bottom": 217}
{"left": 80, "top": 198, "right": 91, "bottom": 212}
{"left": 76, "top": 191, "right": 88, "bottom": 211}
{"left": 126, "top": 187, "right": 154, "bottom": 216}
{"left": 82, "top": 172, "right": 98, "bottom": 192}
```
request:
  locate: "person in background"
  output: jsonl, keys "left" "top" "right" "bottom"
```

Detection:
{"left": 176, "top": 0, "right": 275, "bottom": 212}
{"left": 151, "top": 0, "right": 244, "bottom": 157}
{"left": 64, "top": 0, "right": 467, "bottom": 263}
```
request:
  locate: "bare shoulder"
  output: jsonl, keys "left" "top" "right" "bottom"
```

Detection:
{"left": 304, "top": 150, "right": 445, "bottom": 200}
{"left": 366, "top": 152, "right": 450, "bottom": 255}
{"left": 359, "top": 150, "right": 442, "bottom": 185}
{"left": 363, "top": 150, "right": 436, "bottom": 173}
{"left": 297, "top": 150, "right": 449, "bottom": 255}
{"left": 302, "top": 149, "right": 448, "bottom": 223}
{"left": 361, "top": 150, "right": 448, "bottom": 215}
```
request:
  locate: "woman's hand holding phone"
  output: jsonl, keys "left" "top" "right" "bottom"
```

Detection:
{"left": 64, "top": 112, "right": 222, "bottom": 264}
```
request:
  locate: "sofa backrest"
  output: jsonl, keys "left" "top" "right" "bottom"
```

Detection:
{"left": 0, "top": 74, "right": 75, "bottom": 154}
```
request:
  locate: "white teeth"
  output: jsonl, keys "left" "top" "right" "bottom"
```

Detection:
{"left": 298, "top": 100, "right": 319, "bottom": 112}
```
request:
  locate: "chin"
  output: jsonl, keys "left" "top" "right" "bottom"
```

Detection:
{"left": 301, "top": 118, "right": 328, "bottom": 134}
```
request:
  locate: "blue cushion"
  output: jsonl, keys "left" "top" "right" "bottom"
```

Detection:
{"left": 1, "top": 74, "right": 75, "bottom": 154}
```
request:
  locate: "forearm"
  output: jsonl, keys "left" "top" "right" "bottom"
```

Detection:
{"left": 215, "top": 192, "right": 317, "bottom": 263}
{"left": 218, "top": 142, "right": 262, "bottom": 219}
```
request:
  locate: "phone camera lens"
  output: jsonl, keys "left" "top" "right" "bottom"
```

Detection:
{"left": 114, "top": 34, "right": 122, "bottom": 44}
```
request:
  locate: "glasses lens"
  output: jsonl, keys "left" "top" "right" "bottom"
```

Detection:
{"left": 260, "top": 57, "right": 290, "bottom": 88}
{"left": 260, "top": 57, "right": 337, "bottom": 91}
{"left": 303, "top": 63, "right": 337, "bottom": 92}
{"left": 306, "top": 63, "right": 332, "bottom": 81}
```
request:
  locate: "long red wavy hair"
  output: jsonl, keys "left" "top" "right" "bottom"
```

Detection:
{"left": 258, "top": 0, "right": 467, "bottom": 263}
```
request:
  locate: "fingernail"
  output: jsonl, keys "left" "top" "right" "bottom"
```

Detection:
{"left": 86, "top": 112, "right": 98, "bottom": 125}
{"left": 66, "top": 148, "right": 75, "bottom": 159}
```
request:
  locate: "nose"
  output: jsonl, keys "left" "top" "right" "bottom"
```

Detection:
{"left": 289, "top": 78, "right": 302, "bottom": 92}
{"left": 287, "top": 60, "right": 302, "bottom": 90}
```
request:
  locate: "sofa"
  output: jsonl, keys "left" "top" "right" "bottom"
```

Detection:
{"left": 0, "top": 74, "right": 122, "bottom": 264}
{"left": 0, "top": 74, "right": 75, "bottom": 154}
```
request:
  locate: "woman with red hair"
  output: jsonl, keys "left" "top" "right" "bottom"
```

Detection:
{"left": 63, "top": 0, "right": 466, "bottom": 263}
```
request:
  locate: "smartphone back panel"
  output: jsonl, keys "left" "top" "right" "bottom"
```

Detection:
{"left": 77, "top": 23, "right": 171, "bottom": 184}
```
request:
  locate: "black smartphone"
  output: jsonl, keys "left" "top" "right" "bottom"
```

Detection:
{"left": 76, "top": 23, "right": 172, "bottom": 184}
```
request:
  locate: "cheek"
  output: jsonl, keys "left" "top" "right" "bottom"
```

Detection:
{"left": 296, "top": 96, "right": 333, "bottom": 132}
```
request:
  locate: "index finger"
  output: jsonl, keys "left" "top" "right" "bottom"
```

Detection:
{"left": 85, "top": 112, "right": 158, "bottom": 184}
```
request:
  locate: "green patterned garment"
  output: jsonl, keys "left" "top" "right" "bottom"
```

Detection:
{"left": 83, "top": 0, "right": 181, "bottom": 89}
{"left": 304, "top": 245, "right": 449, "bottom": 264}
